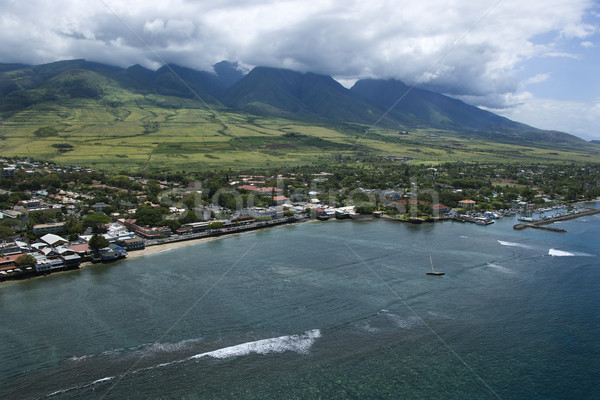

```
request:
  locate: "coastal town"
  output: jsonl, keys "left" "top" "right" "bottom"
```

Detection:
{"left": 1, "top": 158, "right": 600, "bottom": 281}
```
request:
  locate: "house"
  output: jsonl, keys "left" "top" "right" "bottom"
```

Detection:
{"left": 458, "top": 199, "right": 477, "bottom": 208}
{"left": 433, "top": 204, "right": 450, "bottom": 214}
{"left": 92, "top": 202, "right": 110, "bottom": 212}
{"left": 1, "top": 167, "right": 16, "bottom": 179}
{"left": 273, "top": 195, "right": 289, "bottom": 204}
{"left": 69, "top": 243, "right": 93, "bottom": 258}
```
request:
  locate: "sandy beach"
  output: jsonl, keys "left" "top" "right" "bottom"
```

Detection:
{"left": 127, "top": 236, "right": 222, "bottom": 259}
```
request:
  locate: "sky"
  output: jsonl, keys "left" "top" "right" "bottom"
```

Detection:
{"left": 1, "top": 0, "right": 599, "bottom": 140}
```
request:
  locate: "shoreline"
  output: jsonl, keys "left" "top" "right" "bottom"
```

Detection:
{"left": 0, "top": 220, "right": 309, "bottom": 285}
{"left": 3, "top": 203, "right": 599, "bottom": 286}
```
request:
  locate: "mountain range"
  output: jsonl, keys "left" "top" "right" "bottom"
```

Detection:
{"left": 0, "top": 59, "right": 593, "bottom": 148}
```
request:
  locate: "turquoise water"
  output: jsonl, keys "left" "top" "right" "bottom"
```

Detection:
{"left": 1, "top": 208, "right": 599, "bottom": 399}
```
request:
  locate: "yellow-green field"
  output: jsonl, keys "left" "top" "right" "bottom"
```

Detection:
{"left": 1, "top": 94, "right": 599, "bottom": 173}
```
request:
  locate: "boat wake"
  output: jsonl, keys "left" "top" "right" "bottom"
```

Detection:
{"left": 498, "top": 240, "right": 531, "bottom": 249}
{"left": 48, "top": 330, "right": 321, "bottom": 398}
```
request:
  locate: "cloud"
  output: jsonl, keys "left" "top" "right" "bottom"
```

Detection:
{"left": 0, "top": 0, "right": 597, "bottom": 137}
{"left": 488, "top": 95, "right": 600, "bottom": 140}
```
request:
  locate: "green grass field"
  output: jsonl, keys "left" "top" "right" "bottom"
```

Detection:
{"left": 2, "top": 93, "right": 599, "bottom": 173}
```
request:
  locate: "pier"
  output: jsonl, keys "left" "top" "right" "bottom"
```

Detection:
{"left": 513, "top": 207, "right": 600, "bottom": 232}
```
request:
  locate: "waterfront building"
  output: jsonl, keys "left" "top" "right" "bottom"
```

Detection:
{"left": 33, "top": 222, "right": 66, "bottom": 236}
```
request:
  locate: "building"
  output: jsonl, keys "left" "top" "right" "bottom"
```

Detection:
{"left": 458, "top": 199, "right": 477, "bottom": 208}
{"left": 181, "top": 221, "right": 211, "bottom": 233}
{"left": 69, "top": 243, "right": 93, "bottom": 256}
{"left": 433, "top": 204, "right": 450, "bottom": 214}
{"left": 33, "top": 222, "right": 66, "bottom": 236}
{"left": 92, "top": 202, "right": 110, "bottom": 212}
{"left": 0, "top": 242, "right": 21, "bottom": 256}
{"left": 119, "top": 219, "right": 172, "bottom": 239}
{"left": 119, "top": 238, "right": 145, "bottom": 251}
{"left": 1, "top": 167, "right": 16, "bottom": 179}
{"left": 40, "top": 233, "right": 68, "bottom": 247}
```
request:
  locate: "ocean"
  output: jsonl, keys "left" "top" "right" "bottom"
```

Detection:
{"left": 1, "top": 206, "right": 599, "bottom": 399}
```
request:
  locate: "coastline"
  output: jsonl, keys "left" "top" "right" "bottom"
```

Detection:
{"left": 3, "top": 203, "right": 598, "bottom": 286}
{"left": 1, "top": 220, "right": 309, "bottom": 285}
{"left": 128, "top": 235, "right": 223, "bottom": 259}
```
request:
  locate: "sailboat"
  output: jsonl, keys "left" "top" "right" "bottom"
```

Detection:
{"left": 426, "top": 255, "right": 445, "bottom": 276}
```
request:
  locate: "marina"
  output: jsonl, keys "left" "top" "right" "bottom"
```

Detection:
{"left": 513, "top": 207, "right": 600, "bottom": 232}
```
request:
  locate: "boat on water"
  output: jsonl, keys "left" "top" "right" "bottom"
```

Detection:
{"left": 473, "top": 217, "right": 494, "bottom": 225}
{"left": 426, "top": 255, "right": 445, "bottom": 276}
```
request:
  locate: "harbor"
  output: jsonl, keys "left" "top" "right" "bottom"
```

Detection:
{"left": 513, "top": 207, "right": 600, "bottom": 232}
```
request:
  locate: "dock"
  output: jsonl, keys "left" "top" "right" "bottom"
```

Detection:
{"left": 513, "top": 207, "right": 600, "bottom": 232}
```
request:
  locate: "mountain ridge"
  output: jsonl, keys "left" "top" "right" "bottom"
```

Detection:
{"left": 0, "top": 59, "right": 594, "bottom": 147}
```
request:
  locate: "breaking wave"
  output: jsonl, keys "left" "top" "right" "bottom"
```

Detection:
{"left": 190, "top": 329, "right": 321, "bottom": 360}
{"left": 549, "top": 249, "right": 575, "bottom": 257}
{"left": 498, "top": 240, "right": 531, "bottom": 249}
{"left": 548, "top": 249, "right": 593, "bottom": 257}
{"left": 48, "top": 330, "right": 321, "bottom": 398}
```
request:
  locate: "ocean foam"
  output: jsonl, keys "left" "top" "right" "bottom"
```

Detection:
{"left": 68, "top": 337, "right": 205, "bottom": 362}
{"left": 361, "top": 323, "right": 381, "bottom": 334}
{"left": 549, "top": 249, "right": 575, "bottom": 257}
{"left": 382, "top": 312, "right": 421, "bottom": 329}
{"left": 91, "top": 376, "right": 115, "bottom": 384}
{"left": 487, "top": 263, "right": 513, "bottom": 274}
{"left": 498, "top": 240, "right": 531, "bottom": 249}
{"left": 46, "top": 376, "right": 115, "bottom": 397}
{"left": 191, "top": 329, "right": 321, "bottom": 360}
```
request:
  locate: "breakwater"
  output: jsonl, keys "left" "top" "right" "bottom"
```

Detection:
{"left": 513, "top": 207, "right": 600, "bottom": 232}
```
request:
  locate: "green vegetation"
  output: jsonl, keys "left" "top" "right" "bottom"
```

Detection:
{"left": 0, "top": 60, "right": 597, "bottom": 174}
{"left": 15, "top": 254, "right": 36, "bottom": 267}
{"left": 88, "top": 234, "right": 110, "bottom": 251}
{"left": 83, "top": 213, "right": 111, "bottom": 233}
{"left": 2, "top": 98, "right": 598, "bottom": 173}
{"left": 207, "top": 221, "right": 224, "bottom": 229}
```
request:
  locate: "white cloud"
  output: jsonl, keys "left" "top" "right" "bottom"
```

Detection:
{"left": 0, "top": 0, "right": 597, "bottom": 137}
{"left": 581, "top": 40, "right": 594, "bottom": 47}
{"left": 490, "top": 95, "right": 600, "bottom": 140}
{"left": 520, "top": 73, "right": 551, "bottom": 87}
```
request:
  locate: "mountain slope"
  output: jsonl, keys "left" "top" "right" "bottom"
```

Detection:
{"left": 0, "top": 59, "right": 594, "bottom": 150}
{"left": 221, "top": 67, "right": 389, "bottom": 125}
{"left": 350, "top": 79, "right": 586, "bottom": 145}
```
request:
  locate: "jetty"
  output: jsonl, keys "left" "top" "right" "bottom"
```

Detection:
{"left": 513, "top": 207, "right": 600, "bottom": 233}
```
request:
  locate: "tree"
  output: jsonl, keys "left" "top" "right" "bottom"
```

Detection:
{"left": 0, "top": 225, "right": 15, "bottom": 239}
{"left": 134, "top": 206, "right": 164, "bottom": 226}
{"left": 88, "top": 234, "right": 110, "bottom": 251}
{"left": 207, "top": 221, "right": 224, "bottom": 230}
{"left": 15, "top": 254, "right": 36, "bottom": 267}
{"left": 83, "top": 213, "right": 111, "bottom": 233}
